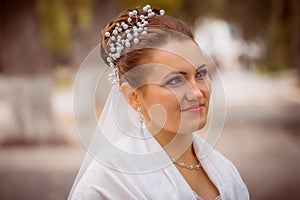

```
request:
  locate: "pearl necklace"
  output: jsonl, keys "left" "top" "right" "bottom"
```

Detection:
{"left": 171, "top": 158, "right": 202, "bottom": 170}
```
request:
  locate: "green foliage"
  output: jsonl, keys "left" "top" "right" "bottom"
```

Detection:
{"left": 36, "top": 0, "right": 94, "bottom": 58}
{"left": 36, "top": 0, "right": 71, "bottom": 56}
{"left": 66, "top": 0, "right": 94, "bottom": 31}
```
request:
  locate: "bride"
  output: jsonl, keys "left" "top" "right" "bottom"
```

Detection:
{"left": 69, "top": 5, "right": 249, "bottom": 200}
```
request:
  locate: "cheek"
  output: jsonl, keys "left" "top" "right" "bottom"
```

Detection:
{"left": 199, "top": 79, "right": 211, "bottom": 98}
{"left": 142, "top": 87, "right": 181, "bottom": 119}
{"left": 204, "top": 86, "right": 211, "bottom": 99}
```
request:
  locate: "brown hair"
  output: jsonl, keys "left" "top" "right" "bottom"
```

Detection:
{"left": 100, "top": 7, "right": 194, "bottom": 87}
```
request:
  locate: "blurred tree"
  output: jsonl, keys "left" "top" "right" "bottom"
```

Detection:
{"left": 220, "top": 0, "right": 299, "bottom": 77}
{"left": 0, "top": 0, "right": 58, "bottom": 144}
{"left": 0, "top": 0, "right": 96, "bottom": 145}
{"left": 36, "top": 0, "right": 72, "bottom": 59}
{"left": 36, "top": 0, "right": 94, "bottom": 61}
{"left": 0, "top": 0, "right": 52, "bottom": 74}
{"left": 0, "top": 0, "right": 95, "bottom": 73}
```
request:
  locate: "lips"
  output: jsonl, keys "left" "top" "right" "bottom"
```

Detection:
{"left": 181, "top": 103, "right": 205, "bottom": 112}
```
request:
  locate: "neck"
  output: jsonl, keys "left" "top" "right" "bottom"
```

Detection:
{"left": 148, "top": 125, "right": 197, "bottom": 162}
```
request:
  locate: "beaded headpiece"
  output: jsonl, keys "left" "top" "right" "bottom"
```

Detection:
{"left": 103, "top": 5, "right": 165, "bottom": 85}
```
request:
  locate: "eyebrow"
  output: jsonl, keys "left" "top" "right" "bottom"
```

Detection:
{"left": 163, "top": 64, "right": 207, "bottom": 80}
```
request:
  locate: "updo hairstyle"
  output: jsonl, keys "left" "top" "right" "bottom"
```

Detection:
{"left": 100, "top": 7, "right": 195, "bottom": 87}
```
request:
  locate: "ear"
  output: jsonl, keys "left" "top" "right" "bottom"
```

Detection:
{"left": 120, "top": 82, "right": 140, "bottom": 111}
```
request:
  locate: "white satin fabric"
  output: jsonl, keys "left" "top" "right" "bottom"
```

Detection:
{"left": 68, "top": 86, "right": 249, "bottom": 200}
{"left": 69, "top": 136, "right": 249, "bottom": 199}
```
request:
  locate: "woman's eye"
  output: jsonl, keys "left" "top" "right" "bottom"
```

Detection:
{"left": 195, "top": 69, "right": 208, "bottom": 79}
{"left": 165, "top": 76, "right": 185, "bottom": 86}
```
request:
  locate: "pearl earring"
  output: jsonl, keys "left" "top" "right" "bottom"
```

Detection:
{"left": 137, "top": 106, "right": 144, "bottom": 133}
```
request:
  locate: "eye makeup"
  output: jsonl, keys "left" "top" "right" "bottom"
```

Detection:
{"left": 195, "top": 64, "right": 208, "bottom": 79}
{"left": 162, "top": 64, "right": 208, "bottom": 87}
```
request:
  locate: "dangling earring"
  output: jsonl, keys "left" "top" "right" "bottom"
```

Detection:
{"left": 137, "top": 106, "right": 144, "bottom": 134}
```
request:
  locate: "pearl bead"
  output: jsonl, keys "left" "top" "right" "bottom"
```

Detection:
{"left": 110, "top": 47, "right": 115, "bottom": 52}
{"left": 127, "top": 33, "right": 132, "bottom": 40}
{"left": 107, "top": 57, "right": 112, "bottom": 62}
{"left": 188, "top": 165, "right": 194, "bottom": 170}
{"left": 133, "top": 38, "right": 139, "bottom": 44}
{"left": 179, "top": 163, "right": 185, "bottom": 167}
{"left": 125, "top": 42, "right": 130, "bottom": 47}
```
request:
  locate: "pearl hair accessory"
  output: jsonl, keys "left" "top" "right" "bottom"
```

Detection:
{"left": 104, "top": 4, "right": 165, "bottom": 85}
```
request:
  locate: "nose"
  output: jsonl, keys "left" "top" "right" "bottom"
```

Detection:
{"left": 185, "top": 80, "right": 203, "bottom": 101}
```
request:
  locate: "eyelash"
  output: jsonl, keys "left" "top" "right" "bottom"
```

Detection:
{"left": 165, "top": 76, "right": 185, "bottom": 86}
{"left": 195, "top": 69, "right": 208, "bottom": 79}
{"left": 165, "top": 69, "right": 208, "bottom": 87}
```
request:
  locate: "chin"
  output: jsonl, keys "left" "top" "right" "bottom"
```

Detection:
{"left": 176, "top": 122, "right": 206, "bottom": 134}
{"left": 200, "top": 118, "right": 208, "bottom": 127}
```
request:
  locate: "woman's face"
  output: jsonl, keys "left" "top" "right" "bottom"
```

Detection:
{"left": 135, "top": 39, "right": 211, "bottom": 134}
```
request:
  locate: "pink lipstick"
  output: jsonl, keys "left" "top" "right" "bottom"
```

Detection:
{"left": 181, "top": 104, "right": 204, "bottom": 112}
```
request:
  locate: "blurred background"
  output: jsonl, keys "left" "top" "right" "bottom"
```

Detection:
{"left": 0, "top": 0, "right": 299, "bottom": 199}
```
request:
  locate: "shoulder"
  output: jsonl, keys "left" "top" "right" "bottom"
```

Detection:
{"left": 70, "top": 158, "right": 137, "bottom": 200}
{"left": 193, "top": 134, "right": 250, "bottom": 199}
{"left": 69, "top": 159, "right": 111, "bottom": 200}
{"left": 211, "top": 151, "right": 250, "bottom": 199}
{"left": 193, "top": 134, "right": 242, "bottom": 176}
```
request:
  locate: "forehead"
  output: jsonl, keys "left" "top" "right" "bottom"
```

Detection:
{"left": 124, "top": 40, "right": 207, "bottom": 87}
{"left": 150, "top": 40, "right": 205, "bottom": 72}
